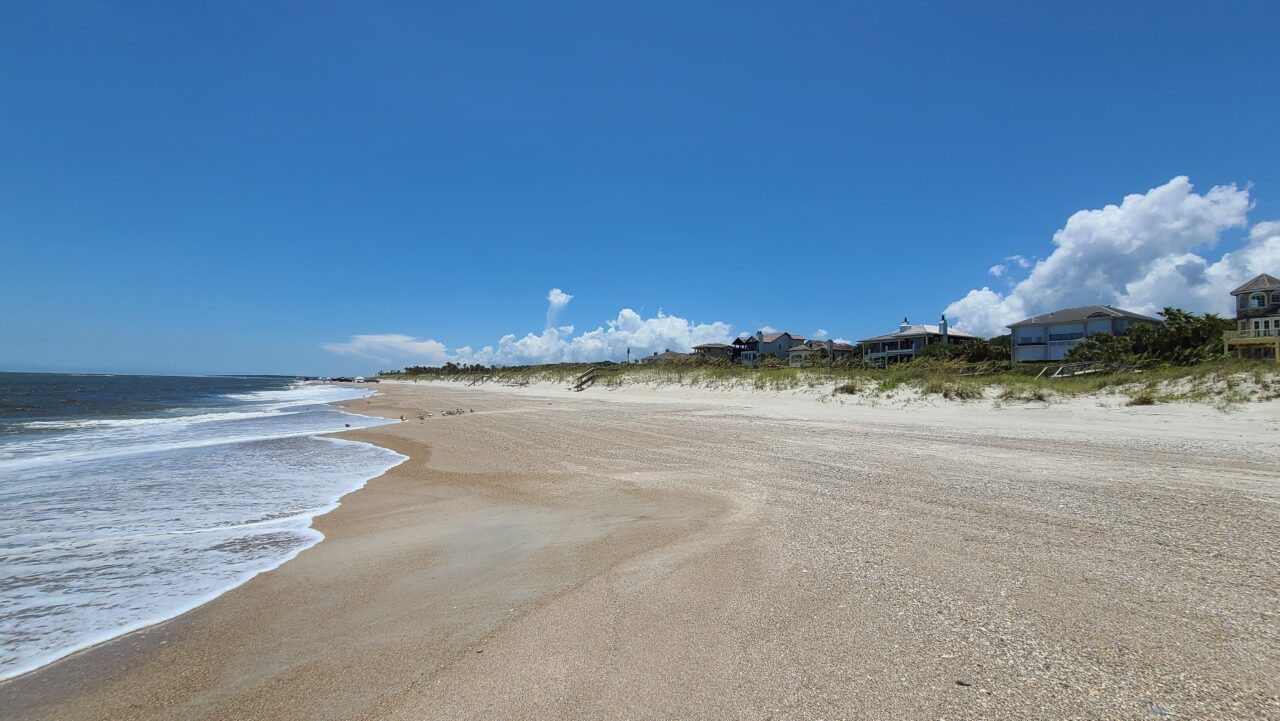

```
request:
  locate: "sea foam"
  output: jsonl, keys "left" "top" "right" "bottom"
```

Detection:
{"left": 0, "top": 382, "right": 405, "bottom": 680}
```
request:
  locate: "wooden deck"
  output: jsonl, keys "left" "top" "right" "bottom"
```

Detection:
{"left": 1223, "top": 330, "right": 1280, "bottom": 360}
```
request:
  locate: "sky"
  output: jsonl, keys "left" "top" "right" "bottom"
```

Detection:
{"left": 2, "top": 1, "right": 1279, "bottom": 375}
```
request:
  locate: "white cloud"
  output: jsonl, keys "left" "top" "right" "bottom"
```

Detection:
{"left": 320, "top": 334, "right": 450, "bottom": 366}
{"left": 944, "top": 176, "right": 1268, "bottom": 336}
{"left": 546, "top": 288, "right": 573, "bottom": 327}
{"left": 323, "top": 293, "right": 734, "bottom": 367}
{"left": 988, "top": 264, "right": 1006, "bottom": 277}
{"left": 813, "top": 328, "right": 829, "bottom": 339}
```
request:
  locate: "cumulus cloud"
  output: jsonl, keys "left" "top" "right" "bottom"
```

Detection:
{"left": 546, "top": 287, "right": 573, "bottom": 327}
{"left": 943, "top": 176, "right": 1277, "bottom": 336}
{"left": 320, "top": 334, "right": 450, "bottom": 366}
{"left": 323, "top": 290, "right": 733, "bottom": 367}
{"left": 988, "top": 264, "right": 1006, "bottom": 278}
{"left": 813, "top": 328, "right": 829, "bottom": 339}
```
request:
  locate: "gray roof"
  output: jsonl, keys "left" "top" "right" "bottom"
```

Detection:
{"left": 642, "top": 351, "right": 691, "bottom": 362}
{"left": 1007, "top": 305, "right": 1161, "bottom": 328}
{"left": 789, "top": 340, "right": 856, "bottom": 352}
{"left": 692, "top": 343, "right": 730, "bottom": 349}
{"left": 858, "top": 324, "right": 980, "bottom": 344}
{"left": 1232, "top": 273, "right": 1280, "bottom": 294}
{"left": 757, "top": 332, "right": 804, "bottom": 343}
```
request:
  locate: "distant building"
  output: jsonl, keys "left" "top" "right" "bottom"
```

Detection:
{"left": 641, "top": 349, "right": 692, "bottom": 364}
{"left": 858, "top": 316, "right": 979, "bottom": 365}
{"left": 787, "top": 339, "right": 857, "bottom": 367}
{"left": 1224, "top": 273, "right": 1280, "bottom": 361}
{"left": 739, "top": 331, "right": 804, "bottom": 365}
{"left": 692, "top": 342, "right": 736, "bottom": 361}
{"left": 1007, "top": 305, "right": 1161, "bottom": 363}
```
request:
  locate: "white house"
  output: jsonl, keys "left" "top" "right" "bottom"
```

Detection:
{"left": 857, "top": 315, "right": 979, "bottom": 365}
{"left": 1008, "top": 305, "right": 1161, "bottom": 363}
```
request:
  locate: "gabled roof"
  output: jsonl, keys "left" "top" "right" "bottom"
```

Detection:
{"left": 858, "top": 324, "right": 981, "bottom": 344}
{"left": 759, "top": 332, "right": 803, "bottom": 343}
{"left": 1232, "top": 273, "right": 1280, "bottom": 294}
{"left": 1007, "top": 305, "right": 1161, "bottom": 328}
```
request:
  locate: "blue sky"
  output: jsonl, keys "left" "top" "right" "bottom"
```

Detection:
{"left": 3, "top": 1, "right": 1279, "bottom": 375}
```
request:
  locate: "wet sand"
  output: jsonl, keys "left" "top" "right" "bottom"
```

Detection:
{"left": 3, "top": 380, "right": 1278, "bottom": 720}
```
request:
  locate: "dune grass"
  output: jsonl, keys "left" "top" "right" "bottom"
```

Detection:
{"left": 386, "top": 357, "right": 1280, "bottom": 408}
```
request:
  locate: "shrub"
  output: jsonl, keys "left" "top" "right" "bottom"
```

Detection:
{"left": 835, "top": 379, "right": 868, "bottom": 395}
{"left": 1126, "top": 391, "right": 1158, "bottom": 406}
{"left": 1067, "top": 308, "right": 1232, "bottom": 366}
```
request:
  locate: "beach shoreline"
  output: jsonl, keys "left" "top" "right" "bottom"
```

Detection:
{"left": 3, "top": 380, "right": 1277, "bottom": 720}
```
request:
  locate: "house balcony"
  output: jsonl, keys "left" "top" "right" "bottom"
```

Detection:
{"left": 1224, "top": 329, "right": 1280, "bottom": 362}
{"left": 1224, "top": 329, "right": 1280, "bottom": 343}
{"left": 864, "top": 348, "right": 917, "bottom": 358}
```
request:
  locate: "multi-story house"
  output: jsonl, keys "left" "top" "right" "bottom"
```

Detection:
{"left": 1223, "top": 273, "right": 1280, "bottom": 361}
{"left": 858, "top": 315, "right": 979, "bottom": 365}
{"left": 1007, "top": 305, "right": 1161, "bottom": 363}
{"left": 738, "top": 331, "right": 804, "bottom": 365}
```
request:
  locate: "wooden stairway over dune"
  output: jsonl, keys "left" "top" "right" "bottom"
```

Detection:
{"left": 571, "top": 366, "right": 602, "bottom": 392}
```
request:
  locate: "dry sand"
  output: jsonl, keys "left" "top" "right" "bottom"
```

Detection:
{"left": 3, "top": 379, "right": 1278, "bottom": 720}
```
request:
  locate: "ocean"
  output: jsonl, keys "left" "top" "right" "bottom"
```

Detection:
{"left": 0, "top": 373, "right": 405, "bottom": 680}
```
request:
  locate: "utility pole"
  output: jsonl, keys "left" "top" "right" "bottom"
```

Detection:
{"left": 626, "top": 347, "right": 631, "bottom": 365}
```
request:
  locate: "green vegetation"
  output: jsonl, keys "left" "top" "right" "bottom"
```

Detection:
{"left": 379, "top": 308, "right": 1279, "bottom": 409}
{"left": 382, "top": 356, "right": 1280, "bottom": 409}
{"left": 1065, "top": 308, "right": 1232, "bottom": 366}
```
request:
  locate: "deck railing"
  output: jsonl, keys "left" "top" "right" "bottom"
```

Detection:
{"left": 1224, "top": 329, "right": 1279, "bottom": 341}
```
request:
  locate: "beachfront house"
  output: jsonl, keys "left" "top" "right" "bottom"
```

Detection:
{"left": 641, "top": 349, "right": 692, "bottom": 364}
{"left": 857, "top": 316, "right": 978, "bottom": 365}
{"left": 787, "top": 339, "right": 857, "bottom": 367}
{"left": 739, "top": 331, "right": 804, "bottom": 365}
{"left": 692, "top": 342, "right": 736, "bottom": 361}
{"left": 1008, "top": 305, "right": 1161, "bottom": 363}
{"left": 1223, "top": 273, "right": 1280, "bottom": 361}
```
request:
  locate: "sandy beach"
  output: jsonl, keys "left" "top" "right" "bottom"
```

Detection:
{"left": 3, "top": 379, "right": 1278, "bottom": 720}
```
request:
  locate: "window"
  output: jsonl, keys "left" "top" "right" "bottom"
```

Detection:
{"left": 1239, "top": 294, "right": 1248, "bottom": 309}
{"left": 1273, "top": 292, "right": 1280, "bottom": 305}
{"left": 1251, "top": 294, "right": 1267, "bottom": 308}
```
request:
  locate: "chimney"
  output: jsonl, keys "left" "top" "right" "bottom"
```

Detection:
{"left": 826, "top": 339, "right": 834, "bottom": 368}
{"left": 939, "top": 313, "right": 949, "bottom": 342}
{"left": 899, "top": 317, "right": 911, "bottom": 333}
{"left": 755, "top": 330, "right": 765, "bottom": 342}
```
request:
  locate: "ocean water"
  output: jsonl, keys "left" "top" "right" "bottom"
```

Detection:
{"left": 0, "top": 373, "right": 406, "bottom": 680}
